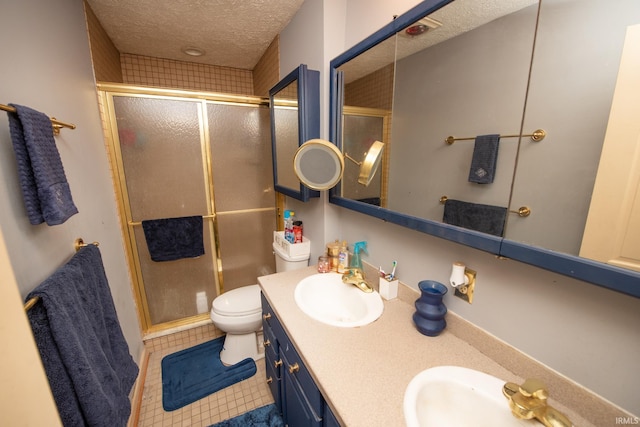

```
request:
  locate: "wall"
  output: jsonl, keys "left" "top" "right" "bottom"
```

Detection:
{"left": 0, "top": 0, "right": 143, "bottom": 413}
{"left": 85, "top": 0, "right": 123, "bottom": 83}
{"left": 0, "top": 228, "right": 62, "bottom": 424}
{"left": 280, "top": 0, "right": 334, "bottom": 260}
{"left": 280, "top": 0, "right": 640, "bottom": 416}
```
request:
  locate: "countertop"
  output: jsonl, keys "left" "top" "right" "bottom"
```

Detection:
{"left": 258, "top": 266, "right": 600, "bottom": 426}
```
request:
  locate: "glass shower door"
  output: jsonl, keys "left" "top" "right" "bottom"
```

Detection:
{"left": 112, "top": 95, "right": 218, "bottom": 327}
{"left": 207, "top": 102, "right": 277, "bottom": 292}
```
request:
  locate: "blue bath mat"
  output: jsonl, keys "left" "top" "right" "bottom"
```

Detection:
{"left": 161, "top": 336, "right": 257, "bottom": 411}
{"left": 208, "top": 404, "right": 284, "bottom": 427}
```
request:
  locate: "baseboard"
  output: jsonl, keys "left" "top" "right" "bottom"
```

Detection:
{"left": 128, "top": 348, "right": 150, "bottom": 427}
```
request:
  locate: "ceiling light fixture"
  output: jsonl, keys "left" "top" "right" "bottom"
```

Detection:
{"left": 404, "top": 16, "right": 443, "bottom": 37}
{"left": 182, "top": 47, "right": 205, "bottom": 57}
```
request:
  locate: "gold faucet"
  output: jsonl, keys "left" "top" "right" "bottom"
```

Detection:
{"left": 342, "top": 268, "right": 374, "bottom": 293}
{"left": 503, "top": 379, "right": 573, "bottom": 427}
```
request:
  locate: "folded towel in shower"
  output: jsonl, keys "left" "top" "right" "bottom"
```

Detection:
{"left": 7, "top": 103, "right": 78, "bottom": 225}
{"left": 26, "top": 244, "right": 139, "bottom": 426}
{"left": 142, "top": 215, "right": 205, "bottom": 261}
{"left": 443, "top": 198, "right": 507, "bottom": 237}
{"left": 468, "top": 134, "right": 500, "bottom": 184}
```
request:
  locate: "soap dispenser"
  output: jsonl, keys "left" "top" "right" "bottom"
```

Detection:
{"left": 350, "top": 241, "right": 367, "bottom": 271}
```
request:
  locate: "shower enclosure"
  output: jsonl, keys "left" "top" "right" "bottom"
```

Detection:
{"left": 99, "top": 85, "right": 277, "bottom": 333}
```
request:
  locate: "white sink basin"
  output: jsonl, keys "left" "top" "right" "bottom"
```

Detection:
{"left": 294, "top": 272, "right": 384, "bottom": 327}
{"left": 404, "top": 366, "right": 536, "bottom": 427}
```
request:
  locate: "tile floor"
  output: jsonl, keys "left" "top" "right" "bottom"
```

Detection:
{"left": 136, "top": 323, "right": 274, "bottom": 426}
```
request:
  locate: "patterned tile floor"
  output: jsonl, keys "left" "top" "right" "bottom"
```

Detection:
{"left": 136, "top": 323, "right": 273, "bottom": 426}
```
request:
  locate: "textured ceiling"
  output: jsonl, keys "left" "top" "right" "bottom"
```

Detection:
{"left": 86, "top": 0, "right": 305, "bottom": 70}
{"left": 87, "top": 0, "right": 537, "bottom": 73}
{"left": 340, "top": 0, "right": 538, "bottom": 83}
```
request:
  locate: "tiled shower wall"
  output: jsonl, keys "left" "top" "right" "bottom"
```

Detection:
{"left": 84, "top": 1, "right": 280, "bottom": 95}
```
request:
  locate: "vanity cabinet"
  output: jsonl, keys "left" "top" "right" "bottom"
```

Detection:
{"left": 261, "top": 292, "right": 340, "bottom": 427}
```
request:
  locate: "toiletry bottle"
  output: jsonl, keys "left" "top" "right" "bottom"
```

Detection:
{"left": 327, "top": 240, "right": 340, "bottom": 271}
{"left": 293, "top": 220, "right": 303, "bottom": 243}
{"left": 337, "top": 240, "right": 349, "bottom": 273}
{"left": 350, "top": 241, "right": 367, "bottom": 271}
{"left": 284, "top": 210, "right": 295, "bottom": 243}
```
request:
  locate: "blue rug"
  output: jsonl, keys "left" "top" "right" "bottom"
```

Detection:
{"left": 208, "top": 404, "right": 284, "bottom": 427}
{"left": 161, "top": 336, "right": 257, "bottom": 411}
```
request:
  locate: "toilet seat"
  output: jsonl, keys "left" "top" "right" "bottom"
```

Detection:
{"left": 212, "top": 284, "right": 261, "bottom": 317}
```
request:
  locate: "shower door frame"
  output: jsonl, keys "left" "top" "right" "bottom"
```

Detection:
{"left": 98, "top": 83, "right": 275, "bottom": 335}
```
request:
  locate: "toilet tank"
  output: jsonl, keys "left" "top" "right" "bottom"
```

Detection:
{"left": 273, "top": 242, "right": 310, "bottom": 272}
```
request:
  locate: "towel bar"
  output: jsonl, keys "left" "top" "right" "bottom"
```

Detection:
{"left": 74, "top": 238, "right": 99, "bottom": 252}
{"left": 24, "top": 296, "right": 40, "bottom": 311}
{"left": 127, "top": 213, "right": 216, "bottom": 227}
{"left": 1, "top": 103, "right": 76, "bottom": 135}
{"left": 24, "top": 238, "right": 100, "bottom": 311}
{"left": 445, "top": 129, "right": 546, "bottom": 145}
{"left": 439, "top": 196, "right": 531, "bottom": 217}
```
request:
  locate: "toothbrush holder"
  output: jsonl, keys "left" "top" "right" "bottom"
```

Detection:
{"left": 379, "top": 276, "right": 398, "bottom": 300}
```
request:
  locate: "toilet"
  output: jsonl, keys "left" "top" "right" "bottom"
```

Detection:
{"left": 210, "top": 239, "right": 310, "bottom": 365}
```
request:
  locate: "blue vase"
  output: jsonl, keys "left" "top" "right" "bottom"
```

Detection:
{"left": 413, "top": 280, "right": 448, "bottom": 336}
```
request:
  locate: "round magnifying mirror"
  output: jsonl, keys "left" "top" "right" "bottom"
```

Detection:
{"left": 293, "top": 139, "right": 345, "bottom": 190}
{"left": 358, "top": 140, "right": 385, "bottom": 186}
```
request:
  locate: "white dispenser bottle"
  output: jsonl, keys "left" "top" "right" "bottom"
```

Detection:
{"left": 337, "top": 241, "right": 349, "bottom": 273}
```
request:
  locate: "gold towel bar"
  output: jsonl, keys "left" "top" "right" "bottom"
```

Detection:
{"left": 24, "top": 238, "right": 99, "bottom": 311}
{"left": 1, "top": 103, "right": 76, "bottom": 135}
{"left": 445, "top": 129, "right": 546, "bottom": 145}
{"left": 74, "top": 238, "right": 99, "bottom": 252}
{"left": 24, "top": 296, "right": 40, "bottom": 311}
{"left": 128, "top": 214, "right": 215, "bottom": 227}
{"left": 439, "top": 196, "right": 531, "bottom": 217}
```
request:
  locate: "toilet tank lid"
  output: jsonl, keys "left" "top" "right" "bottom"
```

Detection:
{"left": 273, "top": 242, "right": 310, "bottom": 261}
{"left": 212, "top": 284, "right": 261, "bottom": 316}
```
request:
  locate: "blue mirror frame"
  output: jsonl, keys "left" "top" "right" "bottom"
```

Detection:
{"left": 270, "top": 64, "right": 321, "bottom": 201}
{"left": 328, "top": 0, "right": 640, "bottom": 298}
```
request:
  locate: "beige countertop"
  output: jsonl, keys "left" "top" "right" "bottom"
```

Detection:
{"left": 259, "top": 266, "right": 612, "bottom": 426}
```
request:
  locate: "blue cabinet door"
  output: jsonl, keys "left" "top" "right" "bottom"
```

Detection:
{"left": 283, "top": 351, "right": 322, "bottom": 427}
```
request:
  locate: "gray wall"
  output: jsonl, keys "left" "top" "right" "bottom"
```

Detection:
{"left": 0, "top": 0, "right": 143, "bottom": 363}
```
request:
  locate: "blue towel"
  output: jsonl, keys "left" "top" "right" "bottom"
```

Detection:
{"left": 26, "top": 245, "right": 139, "bottom": 427}
{"left": 7, "top": 103, "right": 78, "bottom": 225}
{"left": 468, "top": 134, "right": 500, "bottom": 184}
{"left": 142, "top": 216, "right": 205, "bottom": 261}
{"left": 443, "top": 198, "right": 507, "bottom": 237}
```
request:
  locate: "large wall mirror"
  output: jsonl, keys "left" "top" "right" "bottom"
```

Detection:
{"left": 329, "top": 0, "right": 640, "bottom": 297}
{"left": 270, "top": 64, "right": 321, "bottom": 201}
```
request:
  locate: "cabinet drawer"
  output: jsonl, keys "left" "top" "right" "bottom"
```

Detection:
{"left": 263, "top": 320, "right": 279, "bottom": 353}
{"left": 261, "top": 292, "right": 287, "bottom": 344}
